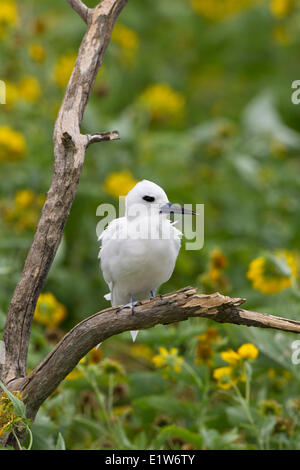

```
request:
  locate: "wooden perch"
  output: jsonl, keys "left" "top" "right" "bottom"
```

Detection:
{"left": 1, "top": 0, "right": 300, "bottom": 448}
{"left": 11, "top": 286, "right": 300, "bottom": 422}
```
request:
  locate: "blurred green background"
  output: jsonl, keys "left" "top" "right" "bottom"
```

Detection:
{"left": 1, "top": 0, "right": 300, "bottom": 450}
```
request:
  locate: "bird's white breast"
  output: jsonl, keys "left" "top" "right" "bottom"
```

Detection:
{"left": 99, "top": 215, "right": 181, "bottom": 305}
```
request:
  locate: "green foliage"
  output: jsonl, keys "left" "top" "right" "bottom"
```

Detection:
{"left": 1, "top": 0, "right": 300, "bottom": 450}
{"left": 0, "top": 380, "right": 33, "bottom": 449}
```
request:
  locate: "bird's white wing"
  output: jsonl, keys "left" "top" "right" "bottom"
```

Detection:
{"left": 98, "top": 217, "right": 127, "bottom": 298}
{"left": 98, "top": 216, "right": 127, "bottom": 245}
{"left": 171, "top": 220, "right": 182, "bottom": 250}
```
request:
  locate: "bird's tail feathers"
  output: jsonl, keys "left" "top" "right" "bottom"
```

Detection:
{"left": 130, "top": 330, "right": 139, "bottom": 342}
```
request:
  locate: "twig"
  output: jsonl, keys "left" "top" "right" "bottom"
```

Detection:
{"left": 66, "top": 0, "right": 91, "bottom": 24}
{"left": 86, "top": 131, "right": 120, "bottom": 147}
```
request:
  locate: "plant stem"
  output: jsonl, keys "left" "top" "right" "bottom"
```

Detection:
{"left": 107, "top": 373, "right": 114, "bottom": 416}
{"left": 232, "top": 383, "right": 262, "bottom": 449}
{"left": 12, "top": 428, "right": 23, "bottom": 450}
{"left": 182, "top": 360, "right": 203, "bottom": 390}
{"left": 26, "top": 426, "right": 33, "bottom": 450}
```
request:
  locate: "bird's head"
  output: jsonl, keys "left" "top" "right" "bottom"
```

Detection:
{"left": 125, "top": 180, "right": 196, "bottom": 218}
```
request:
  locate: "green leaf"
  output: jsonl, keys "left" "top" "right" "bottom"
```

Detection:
{"left": 201, "top": 427, "right": 239, "bottom": 450}
{"left": 259, "top": 416, "right": 277, "bottom": 443}
{"left": 129, "top": 371, "right": 167, "bottom": 399}
{"left": 156, "top": 425, "right": 203, "bottom": 449}
{"left": 226, "top": 405, "right": 249, "bottom": 426}
{"left": 132, "top": 394, "right": 198, "bottom": 424}
{"left": 30, "top": 412, "right": 58, "bottom": 450}
{"left": 0, "top": 380, "right": 27, "bottom": 419}
{"left": 55, "top": 432, "right": 66, "bottom": 450}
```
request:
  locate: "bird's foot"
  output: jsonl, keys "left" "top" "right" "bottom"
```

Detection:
{"left": 150, "top": 290, "right": 163, "bottom": 301}
{"left": 116, "top": 296, "right": 142, "bottom": 315}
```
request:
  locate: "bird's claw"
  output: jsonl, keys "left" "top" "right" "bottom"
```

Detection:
{"left": 116, "top": 300, "right": 142, "bottom": 314}
{"left": 150, "top": 292, "right": 163, "bottom": 301}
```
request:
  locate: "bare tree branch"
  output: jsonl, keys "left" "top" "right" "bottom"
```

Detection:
{"left": 86, "top": 130, "right": 120, "bottom": 146}
{"left": 1, "top": 0, "right": 300, "bottom": 449}
{"left": 7, "top": 286, "right": 298, "bottom": 420}
{"left": 67, "top": 0, "right": 91, "bottom": 24}
{"left": 0, "top": 0, "right": 128, "bottom": 385}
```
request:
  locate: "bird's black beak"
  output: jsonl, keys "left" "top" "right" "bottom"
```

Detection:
{"left": 159, "top": 202, "right": 197, "bottom": 215}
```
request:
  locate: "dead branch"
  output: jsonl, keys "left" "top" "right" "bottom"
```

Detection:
{"left": 0, "top": 0, "right": 128, "bottom": 385}
{"left": 66, "top": 0, "right": 91, "bottom": 23}
{"left": 11, "top": 286, "right": 300, "bottom": 420}
{"left": 1, "top": 0, "right": 300, "bottom": 449}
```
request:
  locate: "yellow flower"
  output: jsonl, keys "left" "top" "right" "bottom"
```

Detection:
{"left": 18, "top": 76, "right": 41, "bottom": 103}
{"left": 0, "top": 126, "right": 26, "bottom": 161}
{"left": 3, "top": 77, "right": 41, "bottom": 107}
{"left": 237, "top": 343, "right": 259, "bottom": 360}
{"left": 99, "top": 358, "right": 125, "bottom": 375}
{"left": 198, "top": 327, "right": 220, "bottom": 343}
{"left": 210, "top": 248, "right": 228, "bottom": 270}
{"left": 138, "top": 83, "right": 185, "bottom": 123}
{"left": 113, "top": 405, "right": 133, "bottom": 417}
{"left": 131, "top": 344, "right": 154, "bottom": 361}
{"left": 112, "top": 24, "right": 138, "bottom": 64}
{"left": 199, "top": 248, "right": 230, "bottom": 293}
{"left": 33, "top": 292, "right": 67, "bottom": 329}
{"left": 65, "top": 357, "right": 86, "bottom": 381}
{"left": 152, "top": 351, "right": 166, "bottom": 368}
{"left": 152, "top": 347, "right": 183, "bottom": 373}
{"left": 2, "top": 189, "right": 44, "bottom": 232}
{"left": 29, "top": 43, "right": 46, "bottom": 62}
{"left": 4, "top": 81, "right": 19, "bottom": 107}
{"left": 221, "top": 343, "right": 259, "bottom": 365}
{"left": 217, "top": 343, "right": 258, "bottom": 388}
{"left": 65, "top": 368, "right": 84, "bottom": 381}
{"left": 195, "top": 342, "right": 213, "bottom": 364}
{"left": 88, "top": 346, "right": 103, "bottom": 365}
{"left": 247, "top": 251, "right": 299, "bottom": 294}
{"left": 0, "top": 0, "right": 18, "bottom": 39}
{"left": 213, "top": 366, "right": 237, "bottom": 390}
{"left": 195, "top": 328, "right": 220, "bottom": 365}
{"left": 103, "top": 170, "right": 137, "bottom": 198}
{"left": 271, "top": 0, "right": 295, "bottom": 17}
{"left": 221, "top": 349, "right": 240, "bottom": 365}
{"left": 53, "top": 52, "right": 77, "bottom": 88}
{"left": 191, "top": 0, "right": 258, "bottom": 21}
{"left": 0, "top": 390, "right": 23, "bottom": 437}
{"left": 15, "top": 189, "right": 36, "bottom": 210}
{"left": 209, "top": 258, "right": 226, "bottom": 282}
{"left": 209, "top": 267, "right": 221, "bottom": 281}
{"left": 259, "top": 399, "right": 282, "bottom": 416}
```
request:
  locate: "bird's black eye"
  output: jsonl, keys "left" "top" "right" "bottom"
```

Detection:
{"left": 143, "top": 195, "right": 155, "bottom": 202}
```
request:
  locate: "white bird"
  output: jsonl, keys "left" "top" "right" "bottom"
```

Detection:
{"left": 98, "top": 179, "right": 194, "bottom": 342}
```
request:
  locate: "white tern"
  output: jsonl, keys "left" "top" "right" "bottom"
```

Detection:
{"left": 98, "top": 179, "right": 195, "bottom": 342}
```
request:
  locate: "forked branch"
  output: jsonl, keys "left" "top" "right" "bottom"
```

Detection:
{"left": 0, "top": 0, "right": 128, "bottom": 385}
{"left": 67, "top": 0, "right": 91, "bottom": 23}
{"left": 1, "top": 0, "right": 300, "bottom": 449}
